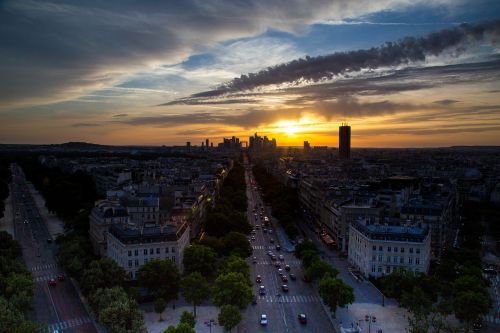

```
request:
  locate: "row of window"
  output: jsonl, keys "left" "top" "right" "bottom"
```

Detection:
{"left": 128, "top": 256, "right": 176, "bottom": 267}
{"left": 372, "top": 254, "right": 420, "bottom": 265}
{"left": 372, "top": 265, "right": 420, "bottom": 274}
{"left": 372, "top": 245, "right": 420, "bottom": 254}
{"left": 128, "top": 247, "right": 176, "bottom": 257}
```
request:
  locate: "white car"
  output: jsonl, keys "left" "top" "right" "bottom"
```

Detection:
{"left": 260, "top": 314, "right": 268, "bottom": 326}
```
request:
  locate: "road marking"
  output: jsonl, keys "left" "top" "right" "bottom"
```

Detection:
{"left": 48, "top": 316, "right": 92, "bottom": 331}
{"left": 30, "top": 263, "right": 57, "bottom": 272}
{"left": 258, "top": 295, "right": 321, "bottom": 303}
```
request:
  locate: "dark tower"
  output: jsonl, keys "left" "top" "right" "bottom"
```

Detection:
{"left": 339, "top": 123, "right": 351, "bottom": 159}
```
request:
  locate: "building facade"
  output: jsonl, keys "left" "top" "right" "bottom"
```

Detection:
{"left": 348, "top": 218, "right": 431, "bottom": 278}
{"left": 339, "top": 124, "right": 351, "bottom": 160}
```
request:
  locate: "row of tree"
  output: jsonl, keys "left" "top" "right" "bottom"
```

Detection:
{"left": 0, "top": 159, "right": 10, "bottom": 220}
{"left": 294, "top": 240, "right": 355, "bottom": 317}
{"left": 0, "top": 231, "right": 44, "bottom": 332}
{"left": 252, "top": 164, "right": 301, "bottom": 238}
{"left": 205, "top": 162, "right": 252, "bottom": 237}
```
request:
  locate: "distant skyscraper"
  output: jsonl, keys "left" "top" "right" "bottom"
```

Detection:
{"left": 304, "top": 141, "right": 311, "bottom": 151}
{"left": 205, "top": 138, "right": 209, "bottom": 149}
{"left": 339, "top": 123, "right": 351, "bottom": 159}
{"left": 186, "top": 142, "right": 191, "bottom": 151}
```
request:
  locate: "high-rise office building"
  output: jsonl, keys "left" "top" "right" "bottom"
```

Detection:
{"left": 304, "top": 141, "right": 311, "bottom": 152}
{"left": 205, "top": 138, "right": 209, "bottom": 149}
{"left": 339, "top": 123, "right": 351, "bottom": 159}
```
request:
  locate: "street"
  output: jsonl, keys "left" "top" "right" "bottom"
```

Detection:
{"left": 239, "top": 161, "right": 334, "bottom": 333}
{"left": 10, "top": 164, "right": 97, "bottom": 333}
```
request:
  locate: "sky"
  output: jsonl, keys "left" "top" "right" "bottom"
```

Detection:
{"left": 0, "top": 0, "right": 500, "bottom": 147}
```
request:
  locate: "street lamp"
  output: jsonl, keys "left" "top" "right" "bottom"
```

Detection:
{"left": 205, "top": 319, "right": 216, "bottom": 333}
{"left": 364, "top": 314, "right": 377, "bottom": 333}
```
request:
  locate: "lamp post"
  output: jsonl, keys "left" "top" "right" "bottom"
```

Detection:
{"left": 205, "top": 319, "right": 216, "bottom": 333}
{"left": 365, "top": 314, "right": 377, "bottom": 333}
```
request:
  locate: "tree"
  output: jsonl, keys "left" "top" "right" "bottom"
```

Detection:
{"left": 2, "top": 272, "right": 34, "bottom": 313}
{"left": 163, "top": 323, "right": 196, "bottom": 333}
{"left": 0, "top": 296, "right": 45, "bottom": 333}
{"left": 218, "top": 305, "right": 242, "bottom": 332}
{"left": 137, "top": 259, "right": 180, "bottom": 302}
{"left": 400, "top": 286, "right": 433, "bottom": 333}
{"left": 301, "top": 249, "right": 320, "bottom": 269}
{"left": 305, "top": 260, "right": 338, "bottom": 281}
{"left": 87, "top": 286, "right": 144, "bottom": 333}
{"left": 453, "top": 291, "right": 491, "bottom": 328}
{"left": 182, "top": 244, "right": 217, "bottom": 277}
{"left": 221, "top": 232, "right": 252, "bottom": 258}
{"left": 180, "top": 272, "right": 211, "bottom": 317}
{"left": 213, "top": 272, "right": 252, "bottom": 309}
{"left": 180, "top": 310, "right": 196, "bottom": 328}
{"left": 319, "top": 276, "right": 355, "bottom": 317}
{"left": 0, "top": 232, "right": 22, "bottom": 258}
{"left": 80, "top": 258, "right": 127, "bottom": 296}
{"left": 220, "top": 255, "right": 250, "bottom": 281}
{"left": 154, "top": 298, "right": 166, "bottom": 322}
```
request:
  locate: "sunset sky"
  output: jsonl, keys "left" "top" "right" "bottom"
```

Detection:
{"left": 1, "top": 0, "right": 500, "bottom": 147}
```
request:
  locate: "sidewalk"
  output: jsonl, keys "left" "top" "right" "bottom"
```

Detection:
{"left": 143, "top": 305, "right": 223, "bottom": 333}
{"left": 0, "top": 189, "right": 15, "bottom": 236}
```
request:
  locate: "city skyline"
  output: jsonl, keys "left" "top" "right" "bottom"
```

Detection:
{"left": 1, "top": 1, "right": 500, "bottom": 147}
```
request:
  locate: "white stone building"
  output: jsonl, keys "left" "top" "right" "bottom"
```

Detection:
{"left": 348, "top": 218, "right": 431, "bottom": 278}
{"left": 106, "top": 221, "right": 190, "bottom": 279}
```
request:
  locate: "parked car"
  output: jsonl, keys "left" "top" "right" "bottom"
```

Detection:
{"left": 298, "top": 314, "right": 307, "bottom": 324}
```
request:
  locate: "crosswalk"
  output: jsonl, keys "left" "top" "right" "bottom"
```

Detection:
{"left": 255, "top": 260, "right": 301, "bottom": 265}
{"left": 31, "top": 263, "right": 57, "bottom": 272}
{"left": 252, "top": 245, "right": 268, "bottom": 250}
{"left": 258, "top": 295, "right": 321, "bottom": 303}
{"left": 48, "top": 316, "right": 92, "bottom": 331}
{"left": 34, "top": 274, "right": 59, "bottom": 282}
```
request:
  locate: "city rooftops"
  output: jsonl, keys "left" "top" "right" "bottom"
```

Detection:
{"left": 351, "top": 218, "right": 429, "bottom": 243}
{"left": 108, "top": 222, "right": 187, "bottom": 244}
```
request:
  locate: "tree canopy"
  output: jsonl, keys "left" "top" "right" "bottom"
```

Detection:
{"left": 212, "top": 272, "right": 252, "bottom": 309}
{"left": 182, "top": 244, "right": 217, "bottom": 278}
{"left": 137, "top": 259, "right": 180, "bottom": 302}
{"left": 80, "top": 258, "right": 127, "bottom": 296}
{"left": 218, "top": 305, "right": 242, "bottom": 332}
{"left": 180, "top": 272, "right": 211, "bottom": 317}
{"left": 318, "top": 275, "right": 355, "bottom": 315}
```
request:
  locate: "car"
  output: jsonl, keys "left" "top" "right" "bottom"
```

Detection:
{"left": 267, "top": 251, "right": 273, "bottom": 257}
{"left": 47, "top": 238, "right": 52, "bottom": 243}
{"left": 289, "top": 273, "right": 296, "bottom": 281}
{"left": 57, "top": 274, "right": 65, "bottom": 281}
{"left": 285, "top": 264, "right": 291, "bottom": 271}
{"left": 251, "top": 236, "right": 256, "bottom": 241}
{"left": 252, "top": 256, "right": 257, "bottom": 263}
{"left": 278, "top": 268, "right": 283, "bottom": 275}
{"left": 270, "top": 238, "right": 275, "bottom": 244}
{"left": 279, "top": 255, "right": 284, "bottom": 261}
{"left": 274, "top": 261, "right": 281, "bottom": 267}
{"left": 260, "top": 314, "right": 268, "bottom": 326}
{"left": 271, "top": 255, "right": 277, "bottom": 261}
{"left": 255, "top": 225, "right": 260, "bottom": 229}
{"left": 48, "top": 279, "right": 56, "bottom": 286}
{"left": 281, "top": 285, "right": 289, "bottom": 292}
{"left": 268, "top": 229, "right": 273, "bottom": 234}
{"left": 259, "top": 286, "right": 266, "bottom": 296}
{"left": 263, "top": 228, "right": 267, "bottom": 233}
{"left": 298, "top": 314, "right": 307, "bottom": 324}
{"left": 281, "top": 275, "right": 288, "bottom": 282}
{"left": 275, "top": 245, "right": 281, "bottom": 251}
{"left": 256, "top": 275, "right": 262, "bottom": 283}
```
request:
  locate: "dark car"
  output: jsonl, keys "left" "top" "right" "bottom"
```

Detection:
{"left": 298, "top": 314, "right": 307, "bottom": 324}
{"left": 285, "top": 264, "right": 291, "bottom": 271}
{"left": 275, "top": 245, "right": 281, "bottom": 251}
{"left": 289, "top": 273, "right": 296, "bottom": 280}
{"left": 281, "top": 275, "right": 288, "bottom": 283}
{"left": 57, "top": 274, "right": 65, "bottom": 281}
{"left": 269, "top": 238, "right": 275, "bottom": 244}
{"left": 281, "top": 285, "right": 289, "bottom": 292}
{"left": 259, "top": 286, "right": 266, "bottom": 296}
{"left": 256, "top": 275, "right": 262, "bottom": 283}
{"left": 48, "top": 279, "right": 56, "bottom": 286}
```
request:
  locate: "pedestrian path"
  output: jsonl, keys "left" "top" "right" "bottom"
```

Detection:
{"left": 31, "top": 263, "right": 57, "bottom": 272}
{"left": 47, "top": 316, "right": 92, "bottom": 331}
{"left": 258, "top": 295, "right": 321, "bottom": 303}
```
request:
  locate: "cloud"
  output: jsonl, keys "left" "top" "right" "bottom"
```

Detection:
{"left": 433, "top": 99, "right": 459, "bottom": 105}
{"left": 0, "top": 0, "right": 463, "bottom": 108}
{"left": 185, "top": 19, "right": 500, "bottom": 98}
{"left": 71, "top": 122, "right": 101, "bottom": 128}
{"left": 112, "top": 113, "right": 128, "bottom": 117}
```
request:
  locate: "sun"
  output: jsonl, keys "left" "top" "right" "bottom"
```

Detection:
{"left": 275, "top": 120, "right": 301, "bottom": 136}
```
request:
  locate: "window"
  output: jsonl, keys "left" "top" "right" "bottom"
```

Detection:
{"left": 378, "top": 254, "right": 383, "bottom": 262}
{"left": 171, "top": 247, "right": 176, "bottom": 253}
{"left": 387, "top": 246, "right": 391, "bottom": 252}
{"left": 156, "top": 248, "right": 160, "bottom": 254}
{"left": 400, "top": 257, "right": 404, "bottom": 264}
{"left": 416, "top": 258, "right": 420, "bottom": 265}
{"left": 172, "top": 256, "right": 176, "bottom": 262}
{"left": 378, "top": 246, "right": 383, "bottom": 251}
{"left": 408, "top": 257, "right": 413, "bottom": 264}
{"left": 372, "top": 266, "right": 376, "bottom": 273}
{"left": 144, "top": 249, "right": 147, "bottom": 255}
{"left": 386, "top": 266, "right": 390, "bottom": 273}
{"left": 409, "top": 248, "right": 414, "bottom": 254}
{"left": 144, "top": 258, "right": 148, "bottom": 264}
{"left": 386, "top": 256, "right": 391, "bottom": 263}
{"left": 373, "top": 245, "right": 376, "bottom": 251}
{"left": 372, "top": 255, "right": 376, "bottom": 262}
{"left": 416, "top": 248, "right": 420, "bottom": 254}
{"left": 128, "top": 260, "right": 132, "bottom": 267}
{"left": 150, "top": 248, "right": 154, "bottom": 255}
{"left": 401, "top": 247, "right": 405, "bottom": 253}
{"left": 165, "top": 247, "right": 169, "bottom": 253}
{"left": 134, "top": 249, "right": 138, "bottom": 256}
{"left": 135, "top": 259, "right": 139, "bottom": 267}
{"left": 128, "top": 250, "right": 132, "bottom": 257}
{"left": 393, "top": 256, "right": 398, "bottom": 263}
{"left": 394, "top": 247, "right": 398, "bottom": 253}
{"left": 378, "top": 266, "right": 382, "bottom": 273}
